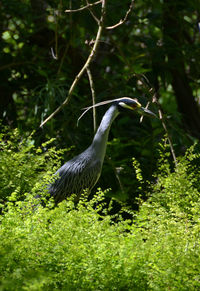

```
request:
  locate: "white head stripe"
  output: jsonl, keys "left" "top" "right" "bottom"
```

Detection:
{"left": 118, "top": 102, "right": 133, "bottom": 109}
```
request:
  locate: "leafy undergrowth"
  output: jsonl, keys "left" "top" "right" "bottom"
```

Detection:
{"left": 0, "top": 131, "right": 200, "bottom": 290}
{"left": 0, "top": 128, "right": 65, "bottom": 204}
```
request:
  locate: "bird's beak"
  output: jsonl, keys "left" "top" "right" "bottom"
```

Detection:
{"left": 137, "top": 106, "right": 157, "bottom": 118}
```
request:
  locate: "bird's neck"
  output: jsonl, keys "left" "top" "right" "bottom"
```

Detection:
{"left": 91, "top": 105, "right": 119, "bottom": 161}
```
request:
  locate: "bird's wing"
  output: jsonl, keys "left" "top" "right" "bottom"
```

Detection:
{"left": 49, "top": 158, "right": 102, "bottom": 203}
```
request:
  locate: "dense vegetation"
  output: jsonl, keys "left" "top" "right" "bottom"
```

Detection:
{"left": 1, "top": 130, "right": 200, "bottom": 290}
{"left": 1, "top": 0, "right": 200, "bottom": 290}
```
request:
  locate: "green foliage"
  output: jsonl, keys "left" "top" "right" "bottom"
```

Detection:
{"left": 144, "top": 143, "right": 200, "bottom": 219}
{"left": 0, "top": 128, "right": 65, "bottom": 203}
{"left": 0, "top": 134, "right": 200, "bottom": 290}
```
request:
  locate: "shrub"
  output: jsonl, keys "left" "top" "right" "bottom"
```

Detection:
{"left": 0, "top": 128, "right": 64, "bottom": 203}
{"left": 0, "top": 131, "right": 200, "bottom": 290}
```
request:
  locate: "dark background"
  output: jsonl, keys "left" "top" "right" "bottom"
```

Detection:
{"left": 1, "top": 0, "right": 200, "bottom": 201}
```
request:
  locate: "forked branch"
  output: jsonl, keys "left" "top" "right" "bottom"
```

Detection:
{"left": 40, "top": 0, "right": 106, "bottom": 127}
{"left": 40, "top": 0, "right": 135, "bottom": 127}
{"left": 86, "top": 0, "right": 100, "bottom": 24}
{"left": 65, "top": 0, "right": 102, "bottom": 13}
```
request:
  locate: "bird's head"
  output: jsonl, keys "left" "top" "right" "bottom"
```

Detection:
{"left": 77, "top": 96, "right": 156, "bottom": 125}
{"left": 115, "top": 97, "right": 156, "bottom": 117}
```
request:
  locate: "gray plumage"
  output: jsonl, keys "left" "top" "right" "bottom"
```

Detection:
{"left": 48, "top": 97, "right": 155, "bottom": 203}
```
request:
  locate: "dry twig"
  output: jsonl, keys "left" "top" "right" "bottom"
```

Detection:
{"left": 137, "top": 74, "right": 177, "bottom": 166}
{"left": 86, "top": 0, "right": 100, "bottom": 24}
{"left": 106, "top": 0, "right": 134, "bottom": 30}
{"left": 65, "top": 0, "right": 102, "bottom": 13}
{"left": 86, "top": 67, "right": 97, "bottom": 132}
{"left": 153, "top": 92, "right": 177, "bottom": 166}
{"left": 40, "top": 0, "right": 106, "bottom": 127}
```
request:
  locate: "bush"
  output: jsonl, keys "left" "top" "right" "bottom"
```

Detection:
{"left": 0, "top": 128, "right": 64, "bottom": 203}
{"left": 0, "top": 132, "right": 200, "bottom": 290}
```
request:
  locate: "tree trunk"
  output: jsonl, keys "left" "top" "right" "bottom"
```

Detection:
{"left": 162, "top": 0, "right": 200, "bottom": 138}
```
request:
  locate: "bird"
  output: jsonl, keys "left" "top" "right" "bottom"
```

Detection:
{"left": 48, "top": 97, "right": 155, "bottom": 203}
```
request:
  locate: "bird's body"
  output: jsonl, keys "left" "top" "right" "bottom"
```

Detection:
{"left": 49, "top": 149, "right": 102, "bottom": 203}
{"left": 49, "top": 98, "right": 155, "bottom": 203}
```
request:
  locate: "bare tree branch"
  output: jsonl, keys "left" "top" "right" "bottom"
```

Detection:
{"left": 65, "top": 0, "right": 102, "bottom": 13}
{"left": 40, "top": 0, "right": 106, "bottom": 127}
{"left": 106, "top": 0, "right": 134, "bottom": 30}
{"left": 86, "top": 67, "right": 97, "bottom": 132}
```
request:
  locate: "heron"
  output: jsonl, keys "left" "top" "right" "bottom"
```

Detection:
{"left": 49, "top": 97, "right": 155, "bottom": 203}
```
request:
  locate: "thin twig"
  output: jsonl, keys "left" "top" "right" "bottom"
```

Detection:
{"left": 51, "top": 47, "right": 58, "bottom": 60}
{"left": 86, "top": 67, "right": 97, "bottom": 132}
{"left": 135, "top": 74, "right": 177, "bottom": 166}
{"left": 88, "top": 10, "right": 100, "bottom": 24}
{"left": 65, "top": 0, "right": 102, "bottom": 13}
{"left": 153, "top": 93, "right": 177, "bottom": 166}
{"left": 86, "top": 0, "right": 100, "bottom": 24}
{"left": 40, "top": 0, "right": 106, "bottom": 128}
{"left": 139, "top": 101, "right": 150, "bottom": 123}
{"left": 106, "top": 0, "right": 134, "bottom": 30}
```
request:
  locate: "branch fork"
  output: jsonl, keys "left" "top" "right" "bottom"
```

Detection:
{"left": 40, "top": 0, "right": 134, "bottom": 127}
